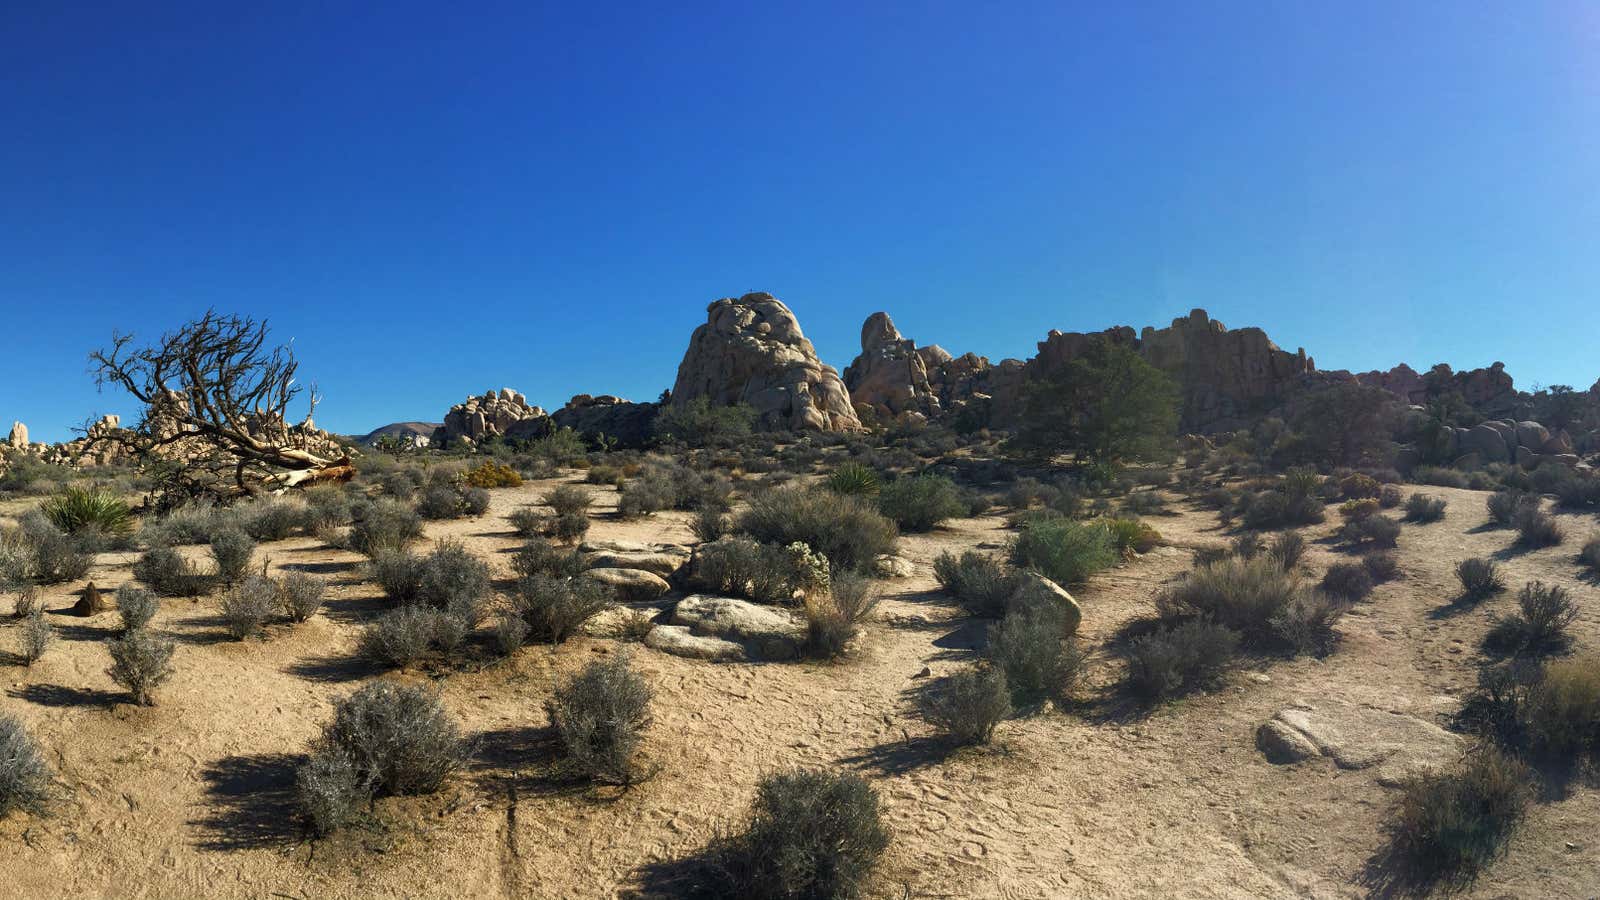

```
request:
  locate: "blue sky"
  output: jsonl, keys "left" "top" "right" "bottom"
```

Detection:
{"left": 3, "top": 2, "right": 1598, "bottom": 442}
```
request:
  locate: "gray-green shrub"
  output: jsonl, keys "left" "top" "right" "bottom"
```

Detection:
{"left": 116, "top": 584, "right": 159, "bottom": 631}
{"left": 545, "top": 653, "right": 652, "bottom": 785}
{"left": 0, "top": 714, "right": 52, "bottom": 816}
{"left": 106, "top": 628, "right": 176, "bottom": 705}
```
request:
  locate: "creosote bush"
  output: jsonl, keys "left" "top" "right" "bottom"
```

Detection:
{"left": 739, "top": 486, "right": 898, "bottom": 574}
{"left": 1456, "top": 558, "right": 1504, "bottom": 602}
{"left": 1513, "top": 506, "right": 1562, "bottom": 548}
{"left": 1320, "top": 562, "right": 1373, "bottom": 602}
{"left": 1485, "top": 582, "right": 1578, "bottom": 655}
{"left": 986, "top": 598, "right": 1082, "bottom": 704}
{"left": 106, "top": 628, "right": 176, "bottom": 705}
{"left": 1392, "top": 747, "right": 1532, "bottom": 880}
{"left": 877, "top": 474, "right": 966, "bottom": 532}
{"left": 702, "top": 768, "right": 890, "bottom": 900}
{"left": 1124, "top": 619, "right": 1240, "bottom": 700}
{"left": 920, "top": 665, "right": 1011, "bottom": 746}
{"left": 1403, "top": 493, "right": 1447, "bottom": 523}
{"left": 1159, "top": 555, "right": 1303, "bottom": 644}
{"left": 513, "top": 574, "right": 613, "bottom": 644}
{"left": 0, "top": 714, "right": 52, "bottom": 817}
{"left": 133, "top": 546, "right": 214, "bottom": 597}
{"left": 1009, "top": 517, "right": 1116, "bottom": 586}
{"left": 546, "top": 653, "right": 652, "bottom": 785}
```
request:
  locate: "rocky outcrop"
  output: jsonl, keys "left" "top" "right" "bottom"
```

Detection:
{"left": 671, "top": 293, "right": 862, "bottom": 432}
{"left": 551, "top": 395, "right": 659, "bottom": 448}
{"left": 7, "top": 421, "right": 27, "bottom": 450}
{"left": 1256, "top": 700, "right": 1464, "bottom": 787}
{"left": 434, "top": 389, "right": 550, "bottom": 447}
{"left": 842, "top": 312, "right": 939, "bottom": 421}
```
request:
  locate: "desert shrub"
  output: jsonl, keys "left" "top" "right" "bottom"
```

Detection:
{"left": 1582, "top": 535, "right": 1600, "bottom": 574}
{"left": 278, "top": 571, "right": 325, "bottom": 623}
{"left": 220, "top": 574, "right": 277, "bottom": 639}
{"left": 1241, "top": 475, "right": 1326, "bottom": 529}
{"left": 1456, "top": 558, "right": 1505, "bottom": 602}
{"left": 552, "top": 510, "right": 589, "bottom": 544}
{"left": 825, "top": 462, "right": 880, "bottom": 497}
{"left": 348, "top": 499, "right": 423, "bottom": 556}
{"left": 358, "top": 605, "right": 438, "bottom": 668}
{"left": 1403, "top": 494, "right": 1448, "bottom": 523}
{"left": 1320, "top": 562, "right": 1374, "bottom": 602}
{"left": 704, "top": 768, "right": 890, "bottom": 900}
{"left": 1363, "top": 551, "right": 1401, "bottom": 583}
{"left": 1486, "top": 489, "right": 1536, "bottom": 527}
{"left": 541, "top": 484, "right": 590, "bottom": 517}
{"left": 115, "top": 584, "right": 159, "bottom": 631}
{"left": 1270, "top": 591, "right": 1344, "bottom": 655}
{"left": 493, "top": 614, "right": 530, "bottom": 656}
{"left": 1485, "top": 582, "right": 1578, "bottom": 655}
{"left": 40, "top": 485, "right": 133, "bottom": 538}
{"left": 303, "top": 485, "right": 354, "bottom": 534}
{"left": 106, "top": 628, "right": 176, "bottom": 705}
{"left": 0, "top": 714, "right": 52, "bottom": 816}
{"left": 318, "top": 681, "right": 465, "bottom": 799}
{"left": 460, "top": 486, "right": 491, "bottom": 516}
{"left": 1521, "top": 657, "right": 1600, "bottom": 759}
{"left": 690, "top": 505, "right": 729, "bottom": 543}
{"left": 1160, "top": 556, "right": 1303, "bottom": 643}
{"left": 986, "top": 600, "right": 1081, "bottom": 703}
{"left": 510, "top": 537, "right": 586, "bottom": 580}
{"left": 1339, "top": 473, "right": 1380, "bottom": 499}
{"left": 295, "top": 747, "right": 368, "bottom": 836}
{"left": 1551, "top": 472, "right": 1600, "bottom": 510}
{"left": 133, "top": 546, "right": 214, "bottom": 597}
{"left": 513, "top": 574, "right": 612, "bottom": 643}
{"left": 1392, "top": 747, "right": 1532, "bottom": 879}
{"left": 921, "top": 666, "right": 1011, "bottom": 745}
{"left": 1266, "top": 531, "right": 1306, "bottom": 570}
{"left": 617, "top": 471, "right": 676, "bottom": 518}
{"left": 1339, "top": 498, "right": 1380, "bottom": 521}
{"left": 546, "top": 653, "right": 652, "bottom": 785}
{"left": 238, "top": 499, "right": 305, "bottom": 541}
{"left": 416, "top": 540, "right": 490, "bottom": 612}
{"left": 803, "top": 574, "right": 878, "bottom": 660}
{"left": 464, "top": 460, "right": 522, "bottom": 489}
{"left": 1342, "top": 514, "right": 1400, "bottom": 548}
{"left": 1101, "top": 517, "right": 1162, "bottom": 555}
{"left": 417, "top": 485, "right": 464, "bottom": 520}
{"left": 1377, "top": 484, "right": 1403, "bottom": 508}
{"left": 877, "top": 474, "right": 965, "bottom": 532}
{"left": 208, "top": 528, "right": 256, "bottom": 585}
{"left": 10, "top": 517, "right": 94, "bottom": 585}
{"left": 1123, "top": 490, "right": 1165, "bottom": 517}
{"left": 1009, "top": 517, "right": 1116, "bottom": 586}
{"left": 586, "top": 464, "right": 626, "bottom": 486}
{"left": 18, "top": 608, "right": 54, "bottom": 665}
{"left": 370, "top": 548, "right": 425, "bottom": 604}
{"left": 933, "top": 550, "right": 1024, "bottom": 617}
{"left": 739, "top": 487, "right": 898, "bottom": 574}
{"left": 9, "top": 588, "right": 39, "bottom": 619}
{"left": 1513, "top": 506, "right": 1562, "bottom": 548}
{"left": 506, "top": 507, "right": 546, "bottom": 538}
{"left": 1124, "top": 620, "right": 1240, "bottom": 699}
{"left": 1412, "top": 465, "right": 1471, "bottom": 489}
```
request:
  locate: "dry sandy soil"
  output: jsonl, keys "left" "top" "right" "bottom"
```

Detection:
{"left": 0, "top": 477, "right": 1596, "bottom": 899}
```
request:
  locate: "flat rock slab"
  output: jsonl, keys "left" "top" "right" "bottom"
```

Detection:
{"left": 644, "top": 624, "right": 744, "bottom": 661}
{"left": 1258, "top": 700, "right": 1465, "bottom": 786}
{"left": 583, "top": 567, "right": 672, "bottom": 602}
{"left": 582, "top": 545, "right": 691, "bottom": 578}
{"left": 672, "top": 594, "right": 805, "bottom": 661}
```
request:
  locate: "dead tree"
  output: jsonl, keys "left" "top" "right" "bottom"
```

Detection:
{"left": 89, "top": 311, "right": 354, "bottom": 501}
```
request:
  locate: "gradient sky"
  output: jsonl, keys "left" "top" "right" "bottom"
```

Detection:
{"left": 4, "top": 2, "right": 1598, "bottom": 442}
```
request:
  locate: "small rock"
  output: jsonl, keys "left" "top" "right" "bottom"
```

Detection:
{"left": 582, "top": 567, "right": 671, "bottom": 603}
{"left": 914, "top": 666, "right": 931, "bottom": 678}
{"left": 1256, "top": 721, "right": 1318, "bottom": 764}
{"left": 872, "top": 554, "right": 915, "bottom": 578}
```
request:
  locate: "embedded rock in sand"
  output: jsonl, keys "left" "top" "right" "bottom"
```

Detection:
{"left": 1010, "top": 571, "right": 1083, "bottom": 634}
{"left": 583, "top": 567, "right": 671, "bottom": 603}
{"left": 1257, "top": 700, "right": 1464, "bottom": 785}
{"left": 670, "top": 594, "right": 806, "bottom": 661}
{"left": 581, "top": 541, "right": 692, "bottom": 579}
{"left": 644, "top": 624, "right": 745, "bottom": 661}
{"left": 670, "top": 293, "right": 862, "bottom": 432}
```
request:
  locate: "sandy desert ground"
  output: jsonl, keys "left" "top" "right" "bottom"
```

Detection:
{"left": 0, "top": 476, "right": 1595, "bottom": 899}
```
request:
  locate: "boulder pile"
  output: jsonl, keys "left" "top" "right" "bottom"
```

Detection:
{"left": 434, "top": 389, "right": 550, "bottom": 446}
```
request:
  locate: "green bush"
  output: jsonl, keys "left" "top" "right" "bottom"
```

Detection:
{"left": 1320, "top": 562, "right": 1373, "bottom": 602}
{"left": 1522, "top": 657, "right": 1600, "bottom": 759}
{"left": 0, "top": 714, "right": 52, "bottom": 817}
{"left": 1124, "top": 620, "right": 1239, "bottom": 699}
{"left": 824, "top": 462, "right": 880, "bottom": 497}
{"left": 1456, "top": 558, "right": 1504, "bottom": 602}
{"left": 1009, "top": 518, "right": 1116, "bottom": 586}
{"left": 1392, "top": 747, "right": 1532, "bottom": 879}
{"left": 703, "top": 768, "right": 890, "bottom": 900}
{"left": 877, "top": 474, "right": 965, "bottom": 532}
{"left": 1159, "top": 555, "right": 1304, "bottom": 644}
{"left": 40, "top": 485, "right": 133, "bottom": 538}
{"left": 739, "top": 487, "right": 898, "bottom": 574}
{"left": 986, "top": 599, "right": 1081, "bottom": 703}
{"left": 1341, "top": 513, "right": 1401, "bottom": 548}
{"left": 921, "top": 666, "right": 1011, "bottom": 746}
{"left": 546, "top": 653, "right": 652, "bottom": 785}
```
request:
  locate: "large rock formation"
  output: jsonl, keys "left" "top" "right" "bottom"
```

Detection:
{"left": 7, "top": 421, "right": 28, "bottom": 450}
{"left": 434, "top": 389, "right": 550, "bottom": 446}
{"left": 551, "top": 395, "right": 659, "bottom": 447}
{"left": 842, "top": 312, "right": 939, "bottom": 421}
{"left": 671, "top": 293, "right": 861, "bottom": 432}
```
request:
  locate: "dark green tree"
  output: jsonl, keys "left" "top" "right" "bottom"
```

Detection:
{"left": 1004, "top": 338, "right": 1179, "bottom": 464}
{"left": 652, "top": 397, "right": 756, "bottom": 447}
{"left": 1285, "top": 382, "right": 1398, "bottom": 468}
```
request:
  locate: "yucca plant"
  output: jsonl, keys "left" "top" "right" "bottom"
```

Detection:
{"left": 825, "top": 462, "right": 880, "bottom": 497}
{"left": 40, "top": 486, "right": 133, "bottom": 537}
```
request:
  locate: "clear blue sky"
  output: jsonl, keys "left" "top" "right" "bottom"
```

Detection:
{"left": 4, "top": 2, "right": 1598, "bottom": 442}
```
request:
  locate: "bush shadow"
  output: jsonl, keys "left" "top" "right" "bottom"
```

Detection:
{"left": 6, "top": 683, "right": 122, "bottom": 707}
{"left": 190, "top": 752, "right": 307, "bottom": 851}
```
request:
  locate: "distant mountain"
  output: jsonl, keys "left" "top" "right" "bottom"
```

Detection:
{"left": 357, "top": 422, "right": 440, "bottom": 446}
